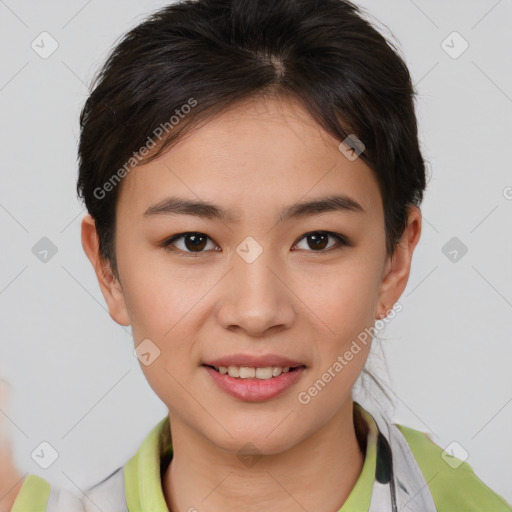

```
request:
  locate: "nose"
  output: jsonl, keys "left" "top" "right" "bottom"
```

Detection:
{"left": 216, "top": 248, "right": 296, "bottom": 338}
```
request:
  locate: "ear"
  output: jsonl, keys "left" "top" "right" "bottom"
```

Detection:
{"left": 375, "top": 205, "right": 422, "bottom": 319}
{"left": 81, "top": 214, "right": 131, "bottom": 326}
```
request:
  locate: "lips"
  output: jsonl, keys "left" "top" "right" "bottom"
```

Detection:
{"left": 200, "top": 354, "right": 307, "bottom": 401}
{"left": 202, "top": 363, "right": 306, "bottom": 401}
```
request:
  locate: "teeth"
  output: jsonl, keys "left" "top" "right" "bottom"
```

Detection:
{"left": 255, "top": 367, "right": 273, "bottom": 379}
{"left": 227, "top": 366, "right": 239, "bottom": 378}
{"left": 239, "top": 367, "right": 255, "bottom": 378}
{"left": 216, "top": 365, "right": 295, "bottom": 380}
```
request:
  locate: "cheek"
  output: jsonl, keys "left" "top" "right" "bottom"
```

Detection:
{"left": 116, "top": 239, "right": 199, "bottom": 336}
{"left": 297, "top": 258, "right": 382, "bottom": 335}
{"left": 116, "top": 243, "right": 215, "bottom": 379}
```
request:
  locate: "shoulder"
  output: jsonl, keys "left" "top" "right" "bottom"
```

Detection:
{"left": 11, "top": 468, "right": 127, "bottom": 512}
{"left": 396, "top": 423, "right": 512, "bottom": 512}
{"left": 10, "top": 416, "right": 169, "bottom": 512}
{"left": 11, "top": 474, "right": 85, "bottom": 512}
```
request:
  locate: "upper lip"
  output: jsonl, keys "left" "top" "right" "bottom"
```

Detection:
{"left": 202, "top": 354, "right": 305, "bottom": 368}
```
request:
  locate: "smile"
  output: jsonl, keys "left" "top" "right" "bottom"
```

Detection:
{"left": 205, "top": 365, "right": 304, "bottom": 380}
{"left": 202, "top": 364, "right": 307, "bottom": 401}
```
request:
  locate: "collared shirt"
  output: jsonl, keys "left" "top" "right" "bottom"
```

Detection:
{"left": 122, "top": 403, "right": 379, "bottom": 511}
{"left": 12, "top": 402, "right": 512, "bottom": 511}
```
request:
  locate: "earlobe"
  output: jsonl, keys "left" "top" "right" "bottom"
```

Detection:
{"left": 375, "top": 206, "right": 422, "bottom": 319}
{"left": 80, "top": 214, "right": 131, "bottom": 326}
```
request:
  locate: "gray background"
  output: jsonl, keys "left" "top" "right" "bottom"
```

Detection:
{"left": 0, "top": 0, "right": 511, "bottom": 505}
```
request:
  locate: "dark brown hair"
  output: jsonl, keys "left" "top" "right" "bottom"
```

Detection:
{"left": 76, "top": 0, "right": 427, "bottom": 279}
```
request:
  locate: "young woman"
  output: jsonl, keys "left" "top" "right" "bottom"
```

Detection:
{"left": 1, "top": 0, "right": 510, "bottom": 511}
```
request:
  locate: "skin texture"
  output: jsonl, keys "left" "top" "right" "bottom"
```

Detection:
{"left": 81, "top": 95, "right": 422, "bottom": 512}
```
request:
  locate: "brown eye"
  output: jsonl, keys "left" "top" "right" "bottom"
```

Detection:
{"left": 163, "top": 232, "right": 217, "bottom": 255}
{"left": 293, "top": 231, "right": 349, "bottom": 252}
{"left": 182, "top": 233, "right": 208, "bottom": 251}
{"left": 306, "top": 232, "right": 329, "bottom": 250}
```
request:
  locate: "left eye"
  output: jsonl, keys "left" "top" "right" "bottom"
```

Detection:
{"left": 293, "top": 231, "right": 349, "bottom": 252}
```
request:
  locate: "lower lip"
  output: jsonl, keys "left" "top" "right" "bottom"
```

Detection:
{"left": 202, "top": 365, "right": 306, "bottom": 402}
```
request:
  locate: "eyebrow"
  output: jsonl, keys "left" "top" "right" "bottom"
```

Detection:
{"left": 143, "top": 194, "right": 365, "bottom": 223}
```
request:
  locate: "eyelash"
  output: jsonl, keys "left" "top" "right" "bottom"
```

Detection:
{"left": 161, "top": 231, "right": 351, "bottom": 257}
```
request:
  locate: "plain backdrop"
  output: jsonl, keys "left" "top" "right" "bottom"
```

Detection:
{"left": 0, "top": 0, "right": 511, "bottom": 505}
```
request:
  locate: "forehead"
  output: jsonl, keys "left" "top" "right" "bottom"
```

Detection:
{"left": 116, "top": 95, "right": 382, "bottom": 221}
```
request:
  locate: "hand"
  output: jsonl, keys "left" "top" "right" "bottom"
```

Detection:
{"left": 0, "top": 379, "right": 26, "bottom": 512}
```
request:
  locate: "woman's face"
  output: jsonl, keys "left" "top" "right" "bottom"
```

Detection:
{"left": 85, "top": 95, "right": 418, "bottom": 454}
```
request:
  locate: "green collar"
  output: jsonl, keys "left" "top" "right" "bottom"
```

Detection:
{"left": 11, "top": 474, "right": 50, "bottom": 512}
{"left": 124, "top": 402, "right": 378, "bottom": 512}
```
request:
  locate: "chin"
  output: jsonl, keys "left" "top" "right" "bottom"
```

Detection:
{"left": 207, "top": 421, "right": 301, "bottom": 457}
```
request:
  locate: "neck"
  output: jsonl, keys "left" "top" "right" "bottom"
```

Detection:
{"left": 163, "top": 399, "right": 366, "bottom": 512}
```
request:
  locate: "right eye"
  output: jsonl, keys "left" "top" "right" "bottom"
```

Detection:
{"left": 162, "top": 232, "right": 220, "bottom": 256}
